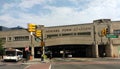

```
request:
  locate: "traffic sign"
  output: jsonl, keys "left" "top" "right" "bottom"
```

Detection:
{"left": 35, "top": 37, "right": 41, "bottom": 42}
{"left": 106, "top": 34, "right": 118, "bottom": 38}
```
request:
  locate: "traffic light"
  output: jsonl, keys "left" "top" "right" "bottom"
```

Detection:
{"left": 101, "top": 28, "right": 109, "bottom": 36}
{"left": 101, "top": 28, "right": 106, "bottom": 36}
{"left": 28, "top": 23, "right": 36, "bottom": 32}
{"left": 35, "top": 30, "right": 42, "bottom": 37}
{"left": 106, "top": 28, "right": 109, "bottom": 34}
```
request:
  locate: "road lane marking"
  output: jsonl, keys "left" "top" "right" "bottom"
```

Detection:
{"left": 49, "top": 64, "right": 51, "bottom": 69}
{"left": 24, "top": 65, "right": 31, "bottom": 69}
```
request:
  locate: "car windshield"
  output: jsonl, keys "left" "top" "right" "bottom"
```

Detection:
{"left": 6, "top": 51, "right": 16, "bottom": 56}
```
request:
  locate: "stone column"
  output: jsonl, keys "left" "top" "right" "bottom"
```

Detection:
{"left": 106, "top": 20, "right": 113, "bottom": 57}
{"left": 92, "top": 43, "right": 99, "bottom": 58}
{"left": 92, "top": 21, "right": 99, "bottom": 58}
{"left": 106, "top": 40, "right": 113, "bottom": 57}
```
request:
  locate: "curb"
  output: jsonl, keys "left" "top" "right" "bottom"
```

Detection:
{"left": 21, "top": 60, "right": 50, "bottom": 65}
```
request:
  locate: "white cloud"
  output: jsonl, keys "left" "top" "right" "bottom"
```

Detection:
{"left": 1, "top": 0, "right": 120, "bottom": 28}
{"left": 19, "top": 0, "right": 44, "bottom": 9}
{"left": 38, "top": 6, "right": 84, "bottom": 26}
{"left": 0, "top": 14, "right": 19, "bottom": 27}
{"left": 0, "top": 13, "right": 34, "bottom": 27}
{"left": 2, "top": 3, "right": 13, "bottom": 10}
{"left": 87, "top": 0, "right": 120, "bottom": 20}
{"left": 1, "top": 3, "right": 15, "bottom": 13}
{"left": 39, "top": 0, "right": 120, "bottom": 26}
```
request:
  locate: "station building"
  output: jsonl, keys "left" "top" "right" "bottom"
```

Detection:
{"left": 0, "top": 19, "right": 120, "bottom": 58}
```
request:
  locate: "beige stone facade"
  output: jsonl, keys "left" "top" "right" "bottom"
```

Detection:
{"left": 1, "top": 19, "right": 120, "bottom": 58}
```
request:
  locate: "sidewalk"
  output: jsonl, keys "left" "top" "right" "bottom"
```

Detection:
{"left": 23, "top": 59, "right": 51, "bottom": 69}
{"left": 24, "top": 63, "right": 51, "bottom": 69}
{"left": 1, "top": 57, "right": 120, "bottom": 65}
{"left": 51, "top": 57, "right": 120, "bottom": 62}
{"left": 22, "top": 58, "right": 50, "bottom": 65}
{"left": 23, "top": 57, "right": 120, "bottom": 69}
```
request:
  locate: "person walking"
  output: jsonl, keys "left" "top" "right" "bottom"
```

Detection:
{"left": 25, "top": 46, "right": 30, "bottom": 62}
{"left": 49, "top": 51, "right": 52, "bottom": 60}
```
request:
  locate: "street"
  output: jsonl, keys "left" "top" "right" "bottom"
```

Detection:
{"left": 51, "top": 63, "right": 120, "bottom": 69}
{"left": 51, "top": 58, "right": 120, "bottom": 69}
{"left": 0, "top": 60, "right": 27, "bottom": 69}
{"left": 1, "top": 58, "right": 120, "bottom": 69}
{"left": 0, "top": 64, "right": 27, "bottom": 69}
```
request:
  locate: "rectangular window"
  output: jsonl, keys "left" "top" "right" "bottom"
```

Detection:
{"left": 8, "top": 37, "right": 12, "bottom": 41}
{"left": 77, "top": 32, "right": 91, "bottom": 36}
{"left": 46, "top": 29, "right": 60, "bottom": 33}
{"left": 14, "top": 36, "right": 29, "bottom": 41}
{"left": 114, "top": 30, "right": 120, "bottom": 35}
{"left": 62, "top": 33, "right": 73, "bottom": 36}
{"left": 6, "top": 51, "right": 16, "bottom": 56}
{"left": 0, "top": 37, "right": 6, "bottom": 42}
{"left": 47, "top": 34, "right": 58, "bottom": 38}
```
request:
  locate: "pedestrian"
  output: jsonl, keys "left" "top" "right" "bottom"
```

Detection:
{"left": 24, "top": 46, "right": 30, "bottom": 62}
{"left": 25, "top": 51, "right": 29, "bottom": 62}
{"left": 49, "top": 52, "right": 52, "bottom": 60}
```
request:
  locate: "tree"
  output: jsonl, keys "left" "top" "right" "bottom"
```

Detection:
{"left": 0, "top": 39, "right": 4, "bottom": 57}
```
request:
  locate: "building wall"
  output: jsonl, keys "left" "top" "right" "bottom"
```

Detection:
{"left": 111, "top": 22, "right": 120, "bottom": 57}
{"left": 45, "top": 24, "right": 93, "bottom": 46}
{"left": 1, "top": 19, "right": 120, "bottom": 57}
{"left": 0, "top": 29, "right": 40, "bottom": 48}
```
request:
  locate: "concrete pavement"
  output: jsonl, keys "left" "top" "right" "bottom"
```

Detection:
{"left": 24, "top": 63, "right": 51, "bottom": 69}
{"left": 23, "top": 57, "right": 120, "bottom": 69}
{"left": 1, "top": 57, "right": 120, "bottom": 69}
{"left": 22, "top": 58, "right": 51, "bottom": 69}
{"left": 21, "top": 58, "right": 50, "bottom": 65}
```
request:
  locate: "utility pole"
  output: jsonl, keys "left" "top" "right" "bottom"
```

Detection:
{"left": 30, "top": 32, "right": 34, "bottom": 59}
{"left": 35, "top": 25, "right": 45, "bottom": 61}
{"left": 107, "top": 21, "right": 113, "bottom": 57}
{"left": 93, "top": 22, "right": 99, "bottom": 58}
{"left": 40, "top": 30, "right": 45, "bottom": 61}
{"left": 28, "top": 24, "right": 45, "bottom": 61}
{"left": 28, "top": 23, "right": 36, "bottom": 59}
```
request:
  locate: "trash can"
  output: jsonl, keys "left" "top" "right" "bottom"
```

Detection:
{"left": 30, "top": 56, "right": 32, "bottom": 60}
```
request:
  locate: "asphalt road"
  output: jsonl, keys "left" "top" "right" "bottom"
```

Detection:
{"left": 0, "top": 64, "right": 27, "bottom": 69}
{"left": 51, "top": 58, "right": 120, "bottom": 69}
{"left": 0, "top": 60, "right": 27, "bottom": 69}
{"left": 51, "top": 63, "right": 120, "bottom": 69}
{"left": 1, "top": 58, "right": 120, "bottom": 69}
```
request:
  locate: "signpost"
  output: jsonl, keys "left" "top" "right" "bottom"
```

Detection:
{"left": 106, "top": 34, "right": 118, "bottom": 38}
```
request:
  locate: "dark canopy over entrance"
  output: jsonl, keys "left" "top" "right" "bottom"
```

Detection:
{"left": 46, "top": 44, "right": 92, "bottom": 58}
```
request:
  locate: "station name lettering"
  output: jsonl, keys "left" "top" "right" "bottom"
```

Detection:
{"left": 46, "top": 27, "right": 92, "bottom": 33}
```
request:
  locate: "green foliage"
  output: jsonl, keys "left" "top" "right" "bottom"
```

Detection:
{"left": 0, "top": 39, "right": 5, "bottom": 55}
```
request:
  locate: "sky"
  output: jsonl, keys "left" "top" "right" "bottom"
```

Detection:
{"left": 0, "top": 0, "right": 120, "bottom": 28}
